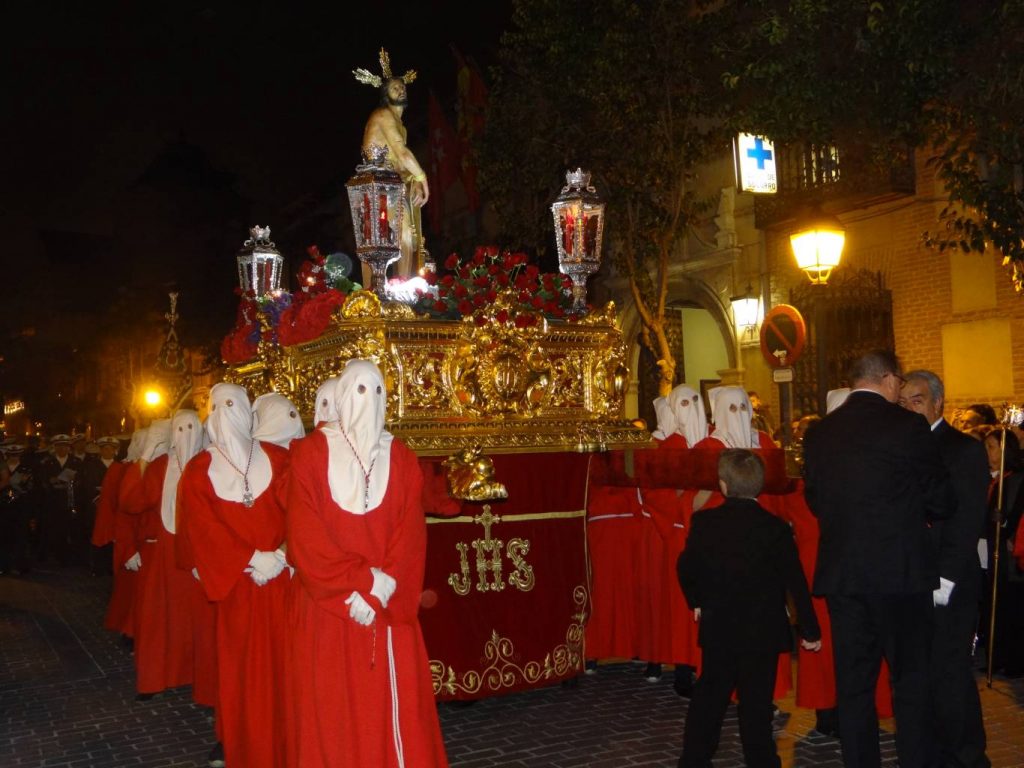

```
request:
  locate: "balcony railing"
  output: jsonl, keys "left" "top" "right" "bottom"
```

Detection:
{"left": 754, "top": 143, "right": 916, "bottom": 229}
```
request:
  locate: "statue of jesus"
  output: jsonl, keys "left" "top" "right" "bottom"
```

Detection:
{"left": 354, "top": 49, "right": 429, "bottom": 281}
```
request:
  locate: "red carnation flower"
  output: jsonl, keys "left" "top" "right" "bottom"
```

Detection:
{"left": 457, "top": 299, "right": 473, "bottom": 316}
{"left": 454, "top": 283, "right": 469, "bottom": 298}
{"left": 473, "top": 313, "right": 488, "bottom": 326}
{"left": 514, "top": 314, "right": 534, "bottom": 328}
{"left": 444, "top": 253, "right": 460, "bottom": 271}
{"left": 473, "top": 275, "right": 489, "bottom": 288}
{"left": 531, "top": 295, "right": 545, "bottom": 309}
{"left": 495, "top": 309, "right": 509, "bottom": 324}
{"left": 434, "top": 300, "right": 448, "bottom": 313}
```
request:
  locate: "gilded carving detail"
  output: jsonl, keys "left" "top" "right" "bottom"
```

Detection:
{"left": 429, "top": 585, "right": 588, "bottom": 696}
{"left": 227, "top": 296, "right": 649, "bottom": 454}
{"left": 443, "top": 447, "right": 508, "bottom": 501}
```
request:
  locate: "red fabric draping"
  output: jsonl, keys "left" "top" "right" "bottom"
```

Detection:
{"left": 121, "top": 456, "right": 194, "bottom": 694}
{"left": 288, "top": 434, "right": 448, "bottom": 766}
{"left": 180, "top": 446, "right": 291, "bottom": 768}
{"left": 418, "top": 452, "right": 590, "bottom": 700}
{"left": 593, "top": 441, "right": 792, "bottom": 493}
{"left": 99, "top": 463, "right": 137, "bottom": 636}
{"left": 763, "top": 484, "right": 893, "bottom": 716}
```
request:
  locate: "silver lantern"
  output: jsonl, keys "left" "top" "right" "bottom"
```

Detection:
{"left": 345, "top": 145, "right": 406, "bottom": 297}
{"left": 551, "top": 169, "right": 605, "bottom": 313}
{"left": 237, "top": 225, "right": 284, "bottom": 297}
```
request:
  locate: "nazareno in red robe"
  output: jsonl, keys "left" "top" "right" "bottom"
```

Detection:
{"left": 173, "top": 475, "right": 220, "bottom": 714}
{"left": 287, "top": 431, "right": 449, "bottom": 768}
{"left": 636, "top": 434, "right": 700, "bottom": 667}
{"left": 122, "top": 454, "right": 195, "bottom": 694}
{"left": 92, "top": 461, "right": 135, "bottom": 636}
{"left": 178, "top": 444, "right": 291, "bottom": 768}
{"left": 585, "top": 475, "right": 642, "bottom": 661}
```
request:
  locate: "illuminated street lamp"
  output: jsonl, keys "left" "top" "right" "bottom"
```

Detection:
{"left": 790, "top": 210, "right": 845, "bottom": 285}
{"left": 551, "top": 169, "right": 605, "bottom": 313}
{"left": 730, "top": 284, "right": 760, "bottom": 345}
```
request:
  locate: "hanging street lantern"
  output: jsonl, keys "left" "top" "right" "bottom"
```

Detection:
{"left": 237, "top": 225, "right": 284, "bottom": 297}
{"left": 551, "top": 168, "right": 605, "bottom": 313}
{"left": 790, "top": 209, "right": 845, "bottom": 285}
{"left": 730, "top": 284, "right": 760, "bottom": 344}
{"left": 345, "top": 145, "right": 406, "bottom": 297}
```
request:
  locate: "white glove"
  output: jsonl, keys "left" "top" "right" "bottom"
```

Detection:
{"left": 933, "top": 577, "right": 955, "bottom": 607}
{"left": 345, "top": 591, "right": 376, "bottom": 626}
{"left": 124, "top": 552, "right": 142, "bottom": 571}
{"left": 274, "top": 548, "right": 295, "bottom": 578}
{"left": 370, "top": 567, "right": 397, "bottom": 608}
{"left": 247, "top": 549, "right": 285, "bottom": 586}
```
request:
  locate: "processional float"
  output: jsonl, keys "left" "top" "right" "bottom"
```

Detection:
{"left": 220, "top": 50, "right": 649, "bottom": 700}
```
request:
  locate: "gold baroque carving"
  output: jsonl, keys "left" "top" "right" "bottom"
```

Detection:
{"left": 227, "top": 290, "right": 649, "bottom": 452}
{"left": 429, "top": 585, "right": 588, "bottom": 697}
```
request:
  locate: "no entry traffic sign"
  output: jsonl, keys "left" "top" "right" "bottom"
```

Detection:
{"left": 760, "top": 304, "right": 807, "bottom": 368}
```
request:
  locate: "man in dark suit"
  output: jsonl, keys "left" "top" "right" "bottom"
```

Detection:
{"left": 902, "top": 370, "right": 990, "bottom": 768}
{"left": 677, "top": 449, "right": 821, "bottom": 768}
{"left": 803, "top": 350, "right": 953, "bottom": 768}
{"left": 37, "top": 434, "right": 84, "bottom": 566}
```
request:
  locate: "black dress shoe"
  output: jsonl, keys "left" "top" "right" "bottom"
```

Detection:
{"left": 673, "top": 666, "right": 695, "bottom": 698}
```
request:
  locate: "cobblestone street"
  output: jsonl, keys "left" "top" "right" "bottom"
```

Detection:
{"left": 2, "top": 567, "right": 1022, "bottom": 767}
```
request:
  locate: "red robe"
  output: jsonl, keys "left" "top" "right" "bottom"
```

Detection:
{"left": 584, "top": 484, "right": 642, "bottom": 660}
{"left": 178, "top": 445, "right": 290, "bottom": 768}
{"left": 636, "top": 435, "right": 700, "bottom": 666}
{"left": 122, "top": 455, "right": 194, "bottom": 694}
{"left": 174, "top": 480, "right": 220, "bottom": 713}
{"left": 93, "top": 462, "right": 136, "bottom": 636}
{"left": 765, "top": 486, "right": 893, "bottom": 716}
{"left": 287, "top": 432, "right": 448, "bottom": 768}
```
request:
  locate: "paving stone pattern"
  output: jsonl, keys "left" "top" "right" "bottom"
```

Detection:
{"left": 2, "top": 568, "right": 1022, "bottom": 767}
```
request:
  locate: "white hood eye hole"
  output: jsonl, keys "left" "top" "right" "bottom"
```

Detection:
{"left": 321, "top": 399, "right": 328, "bottom": 407}
{"left": 729, "top": 403, "right": 738, "bottom": 413}
{"left": 680, "top": 399, "right": 690, "bottom": 407}
{"left": 188, "top": 423, "right": 193, "bottom": 429}
{"left": 226, "top": 399, "right": 234, "bottom": 407}
{"left": 357, "top": 384, "right": 367, "bottom": 394}
{"left": 289, "top": 410, "right": 296, "bottom": 418}
{"left": 376, "top": 385, "right": 382, "bottom": 394}
{"left": 178, "top": 427, "right": 183, "bottom": 432}
{"left": 211, "top": 404, "right": 216, "bottom": 411}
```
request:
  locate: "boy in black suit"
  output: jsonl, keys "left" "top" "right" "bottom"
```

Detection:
{"left": 677, "top": 449, "right": 821, "bottom": 768}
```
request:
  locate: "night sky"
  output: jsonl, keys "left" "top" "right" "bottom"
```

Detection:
{"left": 1, "top": 1, "right": 512, "bottom": 425}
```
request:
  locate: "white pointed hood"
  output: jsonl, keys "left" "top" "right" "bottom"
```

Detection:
{"left": 161, "top": 410, "right": 204, "bottom": 533}
{"left": 205, "top": 383, "right": 271, "bottom": 504}
{"left": 322, "top": 359, "right": 394, "bottom": 514}
{"left": 252, "top": 392, "right": 305, "bottom": 448}
{"left": 826, "top": 387, "right": 851, "bottom": 415}
{"left": 314, "top": 376, "right": 340, "bottom": 427}
{"left": 125, "top": 428, "right": 147, "bottom": 462}
{"left": 708, "top": 386, "right": 759, "bottom": 449}
{"left": 667, "top": 385, "right": 708, "bottom": 447}
{"left": 140, "top": 420, "right": 171, "bottom": 462}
